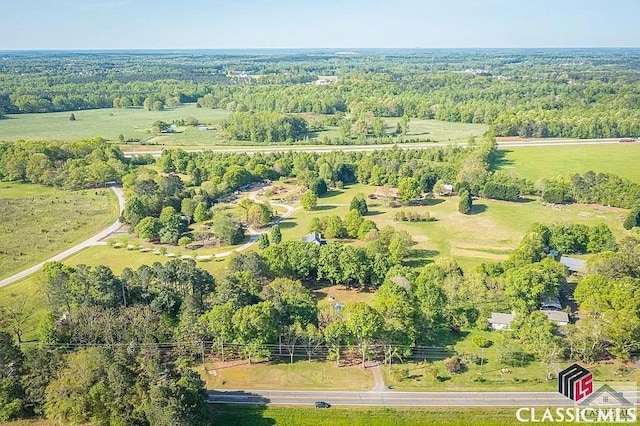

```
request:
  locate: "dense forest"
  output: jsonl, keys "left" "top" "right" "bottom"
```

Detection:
{"left": 2, "top": 49, "right": 640, "bottom": 138}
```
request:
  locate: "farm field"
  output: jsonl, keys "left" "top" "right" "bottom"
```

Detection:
{"left": 497, "top": 144, "right": 640, "bottom": 182}
{"left": 0, "top": 183, "right": 119, "bottom": 280}
{"left": 0, "top": 104, "right": 489, "bottom": 147}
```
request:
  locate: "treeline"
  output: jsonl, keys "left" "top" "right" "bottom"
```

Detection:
{"left": 541, "top": 171, "right": 640, "bottom": 208}
{"left": 0, "top": 138, "right": 127, "bottom": 188}
{"left": 4, "top": 50, "right": 640, "bottom": 139}
{"left": 220, "top": 111, "right": 309, "bottom": 142}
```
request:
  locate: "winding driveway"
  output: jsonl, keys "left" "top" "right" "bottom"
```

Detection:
{"left": 0, "top": 186, "right": 126, "bottom": 288}
{"left": 213, "top": 192, "right": 296, "bottom": 258}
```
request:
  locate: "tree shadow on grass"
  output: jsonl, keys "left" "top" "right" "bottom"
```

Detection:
{"left": 275, "top": 220, "right": 297, "bottom": 230}
{"left": 425, "top": 329, "right": 471, "bottom": 348}
{"left": 314, "top": 205, "right": 337, "bottom": 211}
{"left": 491, "top": 149, "right": 515, "bottom": 171}
{"left": 365, "top": 210, "right": 385, "bottom": 216}
{"left": 206, "top": 399, "right": 275, "bottom": 426}
{"left": 320, "top": 190, "right": 343, "bottom": 199}
{"left": 403, "top": 249, "right": 439, "bottom": 268}
{"left": 425, "top": 198, "right": 446, "bottom": 206}
{"left": 469, "top": 204, "right": 488, "bottom": 215}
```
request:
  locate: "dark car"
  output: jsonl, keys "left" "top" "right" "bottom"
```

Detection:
{"left": 315, "top": 401, "right": 331, "bottom": 408}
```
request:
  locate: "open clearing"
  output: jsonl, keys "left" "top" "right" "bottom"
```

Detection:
{"left": 199, "top": 360, "right": 373, "bottom": 391}
{"left": 276, "top": 183, "right": 628, "bottom": 271}
{"left": 1, "top": 104, "right": 488, "bottom": 147}
{"left": 0, "top": 183, "right": 119, "bottom": 280}
{"left": 497, "top": 144, "right": 640, "bottom": 182}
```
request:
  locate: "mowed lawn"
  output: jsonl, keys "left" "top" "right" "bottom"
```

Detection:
{"left": 0, "top": 183, "right": 119, "bottom": 280}
{"left": 497, "top": 144, "right": 640, "bottom": 182}
{"left": 199, "top": 360, "right": 374, "bottom": 391}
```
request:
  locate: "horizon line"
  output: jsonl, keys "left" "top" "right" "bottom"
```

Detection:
{"left": 2, "top": 46, "right": 640, "bottom": 53}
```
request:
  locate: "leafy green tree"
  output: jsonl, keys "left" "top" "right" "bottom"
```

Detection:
{"left": 123, "top": 197, "right": 148, "bottom": 226}
{"left": 349, "top": 195, "right": 368, "bottom": 216}
{"left": 270, "top": 224, "right": 282, "bottom": 244}
{"left": 247, "top": 202, "right": 273, "bottom": 228}
{"left": 344, "top": 302, "right": 383, "bottom": 368}
{"left": 388, "top": 230, "right": 414, "bottom": 265}
{"left": 344, "top": 209, "right": 364, "bottom": 239}
{"left": 324, "top": 321, "right": 349, "bottom": 366}
{"left": 301, "top": 190, "right": 318, "bottom": 210}
{"left": 212, "top": 213, "right": 244, "bottom": 245}
{"left": 310, "top": 178, "right": 328, "bottom": 196}
{"left": 587, "top": 223, "right": 618, "bottom": 253}
{"left": 261, "top": 278, "right": 317, "bottom": 326}
{"left": 134, "top": 217, "right": 161, "bottom": 241}
{"left": 623, "top": 206, "right": 640, "bottom": 230}
{"left": 504, "top": 258, "right": 567, "bottom": 314}
{"left": 398, "top": 177, "right": 421, "bottom": 203}
{"left": 373, "top": 282, "right": 417, "bottom": 366}
{"left": 232, "top": 302, "right": 279, "bottom": 364}
{"left": 193, "top": 203, "right": 211, "bottom": 223}
{"left": 458, "top": 190, "right": 472, "bottom": 214}
{"left": 0, "top": 332, "right": 24, "bottom": 421}
{"left": 258, "top": 233, "right": 270, "bottom": 249}
{"left": 323, "top": 215, "right": 346, "bottom": 239}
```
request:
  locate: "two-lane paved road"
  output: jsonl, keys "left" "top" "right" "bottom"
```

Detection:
{"left": 206, "top": 389, "right": 640, "bottom": 407}
{"left": 123, "top": 138, "right": 622, "bottom": 158}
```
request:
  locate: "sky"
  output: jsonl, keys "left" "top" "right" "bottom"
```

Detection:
{"left": 2, "top": 0, "right": 640, "bottom": 50}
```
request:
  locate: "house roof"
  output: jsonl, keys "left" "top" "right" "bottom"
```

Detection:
{"left": 541, "top": 309, "right": 569, "bottom": 324}
{"left": 301, "top": 232, "right": 326, "bottom": 245}
{"left": 559, "top": 256, "right": 587, "bottom": 273}
{"left": 489, "top": 312, "right": 515, "bottom": 325}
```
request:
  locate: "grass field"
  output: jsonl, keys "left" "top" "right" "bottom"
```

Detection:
{"left": 0, "top": 104, "right": 231, "bottom": 144}
{"left": 1, "top": 104, "right": 489, "bottom": 147}
{"left": 199, "top": 360, "right": 374, "bottom": 391}
{"left": 0, "top": 183, "right": 119, "bottom": 280}
{"left": 497, "top": 144, "right": 640, "bottom": 182}
{"left": 276, "top": 183, "right": 629, "bottom": 271}
{"left": 208, "top": 405, "right": 520, "bottom": 426}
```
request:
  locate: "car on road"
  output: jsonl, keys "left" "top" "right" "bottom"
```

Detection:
{"left": 315, "top": 401, "right": 331, "bottom": 408}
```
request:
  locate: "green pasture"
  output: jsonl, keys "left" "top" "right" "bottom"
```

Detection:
{"left": 208, "top": 405, "right": 518, "bottom": 426}
{"left": 0, "top": 104, "right": 230, "bottom": 143}
{"left": 384, "top": 117, "right": 489, "bottom": 143}
{"left": 0, "top": 185, "right": 119, "bottom": 280}
{"left": 497, "top": 144, "right": 640, "bottom": 182}
{"left": 1, "top": 104, "right": 488, "bottom": 147}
